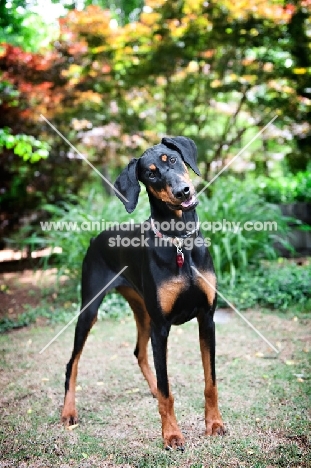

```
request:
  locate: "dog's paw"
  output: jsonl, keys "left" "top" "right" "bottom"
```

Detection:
{"left": 163, "top": 432, "right": 185, "bottom": 451}
{"left": 205, "top": 420, "right": 226, "bottom": 436}
{"left": 61, "top": 411, "right": 78, "bottom": 427}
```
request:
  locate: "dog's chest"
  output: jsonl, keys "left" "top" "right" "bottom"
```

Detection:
{"left": 156, "top": 270, "right": 216, "bottom": 324}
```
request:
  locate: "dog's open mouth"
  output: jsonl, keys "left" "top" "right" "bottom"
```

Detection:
{"left": 167, "top": 195, "right": 198, "bottom": 212}
{"left": 180, "top": 195, "right": 198, "bottom": 210}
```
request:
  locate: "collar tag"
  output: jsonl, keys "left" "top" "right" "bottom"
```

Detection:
{"left": 176, "top": 250, "right": 184, "bottom": 268}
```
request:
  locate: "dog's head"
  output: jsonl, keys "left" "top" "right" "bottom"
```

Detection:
{"left": 114, "top": 136, "right": 200, "bottom": 213}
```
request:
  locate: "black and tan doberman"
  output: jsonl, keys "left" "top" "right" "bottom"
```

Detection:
{"left": 61, "top": 136, "right": 225, "bottom": 449}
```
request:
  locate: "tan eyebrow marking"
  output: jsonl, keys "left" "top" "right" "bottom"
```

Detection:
{"left": 161, "top": 154, "right": 168, "bottom": 162}
{"left": 149, "top": 164, "right": 156, "bottom": 170}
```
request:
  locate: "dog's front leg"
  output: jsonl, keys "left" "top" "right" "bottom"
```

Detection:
{"left": 197, "top": 308, "right": 225, "bottom": 436}
{"left": 151, "top": 323, "right": 185, "bottom": 450}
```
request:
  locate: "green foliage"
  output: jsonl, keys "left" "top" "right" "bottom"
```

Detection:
{"left": 253, "top": 171, "right": 311, "bottom": 204}
{"left": 2, "top": 0, "right": 311, "bottom": 244}
{"left": 24, "top": 177, "right": 289, "bottom": 286}
{"left": 98, "top": 291, "right": 130, "bottom": 319}
{"left": 0, "top": 45, "right": 90, "bottom": 243}
{"left": 21, "top": 176, "right": 297, "bottom": 314}
{"left": 197, "top": 177, "right": 289, "bottom": 283}
{"left": 0, "top": 78, "right": 19, "bottom": 106}
{"left": 82, "top": 0, "right": 144, "bottom": 24}
{"left": 218, "top": 261, "right": 311, "bottom": 312}
{"left": 0, "top": 0, "right": 52, "bottom": 52}
{"left": 52, "top": 0, "right": 308, "bottom": 182}
{"left": 0, "top": 305, "right": 51, "bottom": 334}
{"left": 22, "top": 188, "right": 149, "bottom": 280}
{"left": 0, "top": 288, "right": 129, "bottom": 333}
{"left": 0, "top": 127, "right": 50, "bottom": 162}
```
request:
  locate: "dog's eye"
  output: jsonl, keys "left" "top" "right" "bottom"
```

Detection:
{"left": 170, "top": 157, "right": 177, "bottom": 164}
{"left": 148, "top": 172, "right": 156, "bottom": 179}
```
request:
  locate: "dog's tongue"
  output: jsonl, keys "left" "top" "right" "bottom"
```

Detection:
{"left": 181, "top": 196, "right": 195, "bottom": 208}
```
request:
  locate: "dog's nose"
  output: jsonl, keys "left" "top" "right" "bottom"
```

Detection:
{"left": 174, "top": 185, "right": 191, "bottom": 201}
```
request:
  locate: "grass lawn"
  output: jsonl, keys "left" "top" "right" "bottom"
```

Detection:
{"left": 0, "top": 308, "right": 310, "bottom": 467}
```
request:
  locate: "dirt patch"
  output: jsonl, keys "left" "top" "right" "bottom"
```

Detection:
{"left": 0, "top": 269, "right": 65, "bottom": 322}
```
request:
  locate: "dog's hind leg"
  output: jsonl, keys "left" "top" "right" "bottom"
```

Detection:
{"left": 61, "top": 256, "right": 111, "bottom": 426}
{"left": 117, "top": 286, "right": 157, "bottom": 397}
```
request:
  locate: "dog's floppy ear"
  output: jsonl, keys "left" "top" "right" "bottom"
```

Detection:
{"left": 114, "top": 158, "right": 140, "bottom": 213}
{"left": 161, "top": 136, "right": 200, "bottom": 176}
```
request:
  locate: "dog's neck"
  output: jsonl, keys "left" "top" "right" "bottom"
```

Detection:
{"left": 148, "top": 193, "right": 198, "bottom": 237}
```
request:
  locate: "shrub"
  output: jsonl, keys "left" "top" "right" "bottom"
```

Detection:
{"left": 23, "top": 176, "right": 289, "bottom": 286}
{"left": 218, "top": 261, "right": 311, "bottom": 312}
{"left": 197, "top": 176, "right": 289, "bottom": 283}
{"left": 18, "top": 178, "right": 309, "bottom": 318}
{"left": 253, "top": 171, "right": 311, "bottom": 204}
{"left": 21, "top": 187, "right": 149, "bottom": 280}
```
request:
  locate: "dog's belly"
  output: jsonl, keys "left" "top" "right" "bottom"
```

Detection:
{"left": 170, "top": 306, "right": 199, "bottom": 325}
